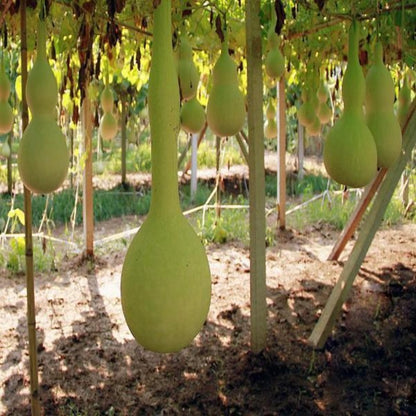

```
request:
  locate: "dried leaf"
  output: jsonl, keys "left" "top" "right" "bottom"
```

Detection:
{"left": 274, "top": 0, "right": 286, "bottom": 35}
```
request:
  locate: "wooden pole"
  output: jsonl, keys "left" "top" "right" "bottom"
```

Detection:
{"left": 215, "top": 135, "right": 221, "bottom": 218}
{"left": 190, "top": 133, "right": 198, "bottom": 200}
{"left": 21, "top": 1, "right": 41, "bottom": 414}
{"left": 7, "top": 130, "right": 12, "bottom": 194}
{"left": 235, "top": 131, "right": 249, "bottom": 165}
{"left": 327, "top": 168, "right": 387, "bottom": 261}
{"left": 246, "top": 0, "right": 267, "bottom": 353}
{"left": 180, "top": 122, "right": 207, "bottom": 174}
{"left": 277, "top": 78, "right": 286, "bottom": 229}
{"left": 121, "top": 97, "right": 127, "bottom": 188}
{"left": 309, "top": 100, "right": 416, "bottom": 349}
{"left": 297, "top": 120, "right": 304, "bottom": 180}
{"left": 82, "top": 88, "right": 94, "bottom": 258}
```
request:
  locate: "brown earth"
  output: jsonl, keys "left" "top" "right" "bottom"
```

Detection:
{"left": 1, "top": 215, "right": 415, "bottom": 416}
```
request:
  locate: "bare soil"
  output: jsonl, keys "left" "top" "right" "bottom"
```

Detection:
{"left": 1, "top": 215, "right": 415, "bottom": 415}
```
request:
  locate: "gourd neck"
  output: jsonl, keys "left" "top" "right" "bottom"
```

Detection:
{"left": 37, "top": 19, "right": 47, "bottom": 61}
{"left": 148, "top": 0, "right": 181, "bottom": 217}
{"left": 347, "top": 20, "right": 359, "bottom": 65}
{"left": 374, "top": 41, "right": 383, "bottom": 65}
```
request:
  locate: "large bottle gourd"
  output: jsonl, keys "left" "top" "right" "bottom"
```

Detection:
{"left": 18, "top": 19, "right": 69, "bottom": 194}
{"left": 0, "top": 57, "right": 13, "bottom": 134}
{"left": 323, "top": 21, "right": 377, "bottom": 188}
{"left": 206, "top": 40, "right": 245, "bottom": 137}
{"left": 265, "top": 27, "right": 285, "bottom": 81}
{"left": 121, "top": 0, "right": 211, "bottom": 353}
{"left": 365, "top": 42, "right": 402, "bottom": 168}
{"left": 177, "top": 36, "right": 200, "bottom": 101}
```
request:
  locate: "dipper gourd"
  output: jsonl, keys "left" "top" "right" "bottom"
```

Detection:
{"left": 297, "top": 88, "right": 317, "bottom": 128}
{"left": 323, "top": 21, "right": 377, "bottom": 188}
{"left": 264, "top": 99, "right": 277, "bottom": 139}
{"left": 100, "top": 85, "right": 114, "bottom": 113}
{"left": 397, "top": 75, "right": 411, "bottom": 127}
{"left": 365, "top": 41, "right": 402, "bottom": 168}
{"left": 180, "top": 96, "right": 206, "bottom": 134}
{"left": 26, "top": 19, "right": 58, "bottom": 117}
{"left": 1, "top": 140, "right": 10, "bottom": 158}
{"left": 100, "top": 112, "right": 118, "bottom": 141}
{"left": 18, "top": 18, "right": 69, "bottom": 194}
{"left": 265, "top": 28, "right": 285, "bottom": 80}
{"left": 121, "top": 0, "right": 211, "bottom": 353}
{"left": 0, "top": 59, "right": 11, "bottom": 101}
{"left": 206, "top": 40, "right": 245, "bottom": 137}
{"left": 177, "top": 36, "right": 200, "bottom": 101}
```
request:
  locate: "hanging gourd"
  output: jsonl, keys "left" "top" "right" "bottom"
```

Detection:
{"left": 316, "top": 80, "right": 333, "bottom": 125}
{"left": 365, "top": 41, "right": 402, "bottom": 168}
{"left": 121, "top": 0, "right": 211, "bottom": 353}
{"left": 1, "top": 140, "right": 10, "bottom": 158}
{"left": 323, "top": 21, "right": 377, "bottom": 188}
{"left": 206, "top": 37, "right": 246, "bottom": 137}
{"left": 264, "top": 98, "right": 277, "bottom": 139}
{"left": 0, "top": 56, "right": 13, "bottom": 134}
{"left": 99, "top": 81, "right": 118, "bottom": 141}
{"left": 298, "top": 87, "right": 320, "bottom": 131}
{"left": 397, "top": 74, "right": 411, "bottom": 127}
{"left": 18, "top": 18, "right": 69, "bottom": 194}
{"left": 180, "top": 96, "right": 206, "bottom": 134}
{"left": 177, "top": 36, "right": 200, "bottom": 101}
{"left": 264, "top": 26, "right": 285, "bottom": 81}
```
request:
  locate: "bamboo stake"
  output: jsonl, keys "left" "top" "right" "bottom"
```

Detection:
{"left": 277, "top": 78, "right": 286, "bottom": 230}
{"left": 20, "top": 1, "right": 41, "bottom": 414}
{"left": 6, "top": 130, "right": 12, "bottom": 194}
{"left": 309, "top": 100, "right": 416, "bottom": 349}
{"left": 82, "top": 87, "right": 94, "bottom": 258}
{"left": 246, "top": 0, "right": 267, "bottom": 353}
{"left": 121, "top": 97, "right": 127, "bottom": 187}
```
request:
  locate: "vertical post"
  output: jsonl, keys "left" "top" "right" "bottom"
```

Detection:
{"left": 121, "top": 97, "right": 127, "bottom": 187}
{"left": 7, "top": 130, "right": 12, "bottom": 194}
{"left": 298, "top": 119, "right": 304, "bottom": 180}
{"left": 277, "top": 78, "right": 286, "bottom": 229}
{"left": 190, "top": 133, "right": 198, "bottom": 200}
{"left": 69, "top": 124, "right": 74, "bottom": 189}
{"left": 215, "top": 135, "right": 221, "bottom": 218}
{"left": 82, "top": 89, "right": 94, "bottom": 258}
{"left": 246, "top": 0, "right": 267, "bottom": 353}
{"left": 21, "top": 1, "right": 41, "bottom": 414}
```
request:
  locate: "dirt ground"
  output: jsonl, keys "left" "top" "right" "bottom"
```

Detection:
{"left": 1, "top": 212, "right": 415, "bottom": 415}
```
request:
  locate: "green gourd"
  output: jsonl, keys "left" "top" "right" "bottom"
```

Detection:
{"left": 264, "top": 118, "right": 277, "bottom": 139}
{"left": 18, "top": 115, "right": 69, "bottom": 194}
{"left": 298, "top": 89, "right": 317, "bottom": 128}
{"left": 121, "top": 0, "right": 211, "bottom": 353}
{"left": 26, "top": 20, "right": 58, "bottom": 117}
{"left": 0, "top": 101, "right": 13, "bottom": 134}
{"left": 306, "top": 115, "right": 321, "bottom": 137}
{"left": 323, "top": 21, "right": 377, "bottom": 188}
{"left": 317, "top": 81, "right": 329, "bottom": 103}
{"left": 1, "top": 140, "right": 10, "bottom": 158}
{"left": 180, "top": 96, "right": 206, "bottom": 134}
{"left": 397, "top": 75, "right": 411, "bottom": 127}
{"left": 317, "top": 101, "right": 332, "bottom": 125}
{"left": 265, "top": 28, "right": 285, "bottom": 80}
{"left": 100, "top": 85, "right": 114, "bottom": 113}
{"left": 266, "top": 99, "right": 276, "bottom": 119}
{"left": 0, "top": 59, "right": 11, "bottom": 102}
{"left": 18, "top": 18, "right": 69, "bottom": 195}
{"left": 206, "top": 40, "right": 246, "bottom": 137}
{"left": 99, "top": 112, "right": 118, "bottom": 140}
{"left": 177, "top": 36, "right": 200, "bottom": 101}
{"left": 365, "top": 41, "right": 402, "bottom": 168}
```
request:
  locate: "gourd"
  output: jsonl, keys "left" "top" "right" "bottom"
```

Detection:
{"left": 0, "top": 57, "right": 13, "bottom": 134}
{"left": 177, "top": 36, "right": 199, "bottom": 101}
{"left": 264, "top": 26, "right": 285, "bottom": 80}
{"left": 100, "top": 85, "right": 114, "bottom": 113}
{"left": 1, "top": 140, "right": 10, "bottom": 158}
{"left": 264, "top": 99, "right": 277, "bottom": 139}
{"left": 365, "top": 41, "right": 402, "bottom": 168}
{"left": 298, "top": 88, "right": 319, "bottom": 129}
{"left": 99, "top": 83, "right": 118, "bottom": 140}
{"left": 397, "top": 75, "right": 411, "bottom": 127}
{"left": 206, "top": 40, "right": 246, "bottom": 137}
{"left": 121, "top": 0, "right": 211, "bottom": 353}
{"left": 323, "top": 21, "right": 377, "bottom": 188}
{"left": 180, "top": 96, "right": 206, "bottom": 134}
{"left": 18, "top": 19, "right": 69, "bottom": 194}
{"left": 25, "top": 19, "right": 58, "bottom": 117}
{"left": 316, "top": 81, "right": 333, "bottom": 125}
{"left": 306, "top": 114, "right": 321, "bottom": 137}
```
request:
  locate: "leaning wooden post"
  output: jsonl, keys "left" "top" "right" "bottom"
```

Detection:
{"left": 277, "top": 78, "right": 286, "bottom": 229}
{"left": 309, "top": 100, "right": 416, "bottom": 349}
{"left": 190, "top": 133, "right": 198, "bottom": 200}
{"left": 21, "top": 1, "right": 41, "bottom": 414}
{"left": 246, "top": 0, "right": 267, "bottom": 353}
{"left": 82, "top": 86, "right": 94, "bottom": 258}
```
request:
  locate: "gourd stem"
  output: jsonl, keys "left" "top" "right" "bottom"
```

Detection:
{"left": 148, "top": 0, "right": 181, "bottom": 216}
{"left": 36, "top": 19, "right": 47, "bottom": 61}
